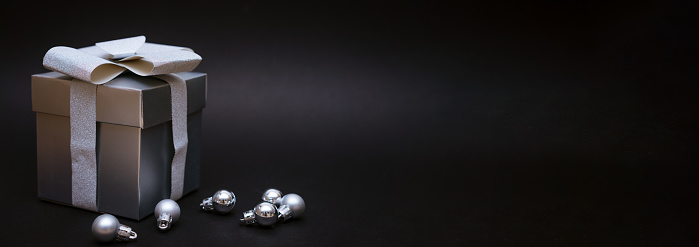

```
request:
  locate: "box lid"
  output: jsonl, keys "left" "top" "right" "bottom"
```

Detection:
{"left": 31, "top": 71, "right": 207, "bottom": 129}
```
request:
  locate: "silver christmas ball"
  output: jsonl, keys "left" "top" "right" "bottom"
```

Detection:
{"left": 92, "top": 214, "right": 119, "bottom": 242}
{"left": 279, "top": 193, "right": 305, "bottom": 218}
{"left": 154, "top": 199, "right": 181, "bottom": 230}
{"left": 254, "top": 202, "right": 278, "bottom": 226}
{"left": 262, "top": 188, "right": 283, "bottom": 205}
{"left": 155, "top": 199, "right": 181, "bottom": 222}
{"left": 213, "top": 190, "right": 236, "bottom": 213}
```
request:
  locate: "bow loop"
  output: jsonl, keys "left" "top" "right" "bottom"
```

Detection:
{"left": 95, "top": 36, "right": 146, "bottom": 60}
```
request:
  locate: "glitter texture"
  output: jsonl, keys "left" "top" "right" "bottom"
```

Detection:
{"left": 155, "top": 74, "right": 188, "bottom": 200}
{"left": 43, "top": 36, "right": 202, "bottom": 84}
{"left": 70, "top": 79, "right": 98, "bottom": 211}
{"left": 95, "top": 36, "right": 146, "bottom": 59}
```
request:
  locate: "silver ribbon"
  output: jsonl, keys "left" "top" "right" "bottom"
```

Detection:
{"left": 69, "top": 79, "right": 98, "bottom": 210}
{"left": 43, "top": 36, "right": 201, "bottom": 209}
{"left": 155, "top": 74, "right": 188, "bottom": 200}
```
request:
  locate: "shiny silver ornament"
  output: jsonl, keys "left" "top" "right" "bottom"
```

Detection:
{"left": 240, "top": 202, "right": 278, "bottom": 226}
{"left": 200, "top": 190, "right": 236, "bottom": 214}
{"left": 91, "top": 214, "right": 137, "bottom": 242}
{"left": 261, "top": 188, "right": 283, "bottom": 205}
{"left": 277, "top": 193, "right": 305, "bottom": 222}
{"left": 154, "top": 199, "right": 181, "bottom": 230}
{"left": 255, "top": 202, "right": 279, "bottom": 226}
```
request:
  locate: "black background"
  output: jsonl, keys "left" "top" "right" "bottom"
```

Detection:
{"left": 1, "top": 0, "right": 698, "bottom": 245}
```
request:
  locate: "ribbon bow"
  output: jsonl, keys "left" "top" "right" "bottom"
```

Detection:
{"left": 42, "top": 36, "right": 198, "bottom": 211}
{"left": 43, "top": 36, "right": 201, "bottom": 84}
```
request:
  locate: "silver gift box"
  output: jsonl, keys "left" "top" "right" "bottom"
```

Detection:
{"left": 31, "top": 71, "right": 206, "bottom": 220}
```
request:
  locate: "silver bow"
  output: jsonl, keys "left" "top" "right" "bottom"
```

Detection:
{"left": 43, "top": 36, "right": 201, "bottom": 84}
{"left": 42, "top": 36, "right": 198, "bottom": 210}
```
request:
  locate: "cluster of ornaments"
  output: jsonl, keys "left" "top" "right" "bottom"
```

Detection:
{"left": 241, "top": 189, "right": 306, "bottom": 227}
{"left": 91, "top": 188, "right": 303, "bottom": 242}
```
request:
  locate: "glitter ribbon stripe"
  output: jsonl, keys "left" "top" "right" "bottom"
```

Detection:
{"left": 155, "top": 74, "right": 188, "bottom": 200}
{"left": 70, "top": 79, "right": 98, "bottom": 211}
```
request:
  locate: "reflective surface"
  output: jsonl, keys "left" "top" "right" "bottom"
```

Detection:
{"left": 261, "top": 188, "right": 283, "bottom": 205}
{"left": 212, "top": 190, "right": 236, "bottom": 214}
{"left": 253, "top": 202, "right": 278, "bottom": 226}
{"left": 200, "top": 190, "right": 236, "bottom": 213}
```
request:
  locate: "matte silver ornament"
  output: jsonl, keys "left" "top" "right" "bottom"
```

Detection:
{"left": 154, "top": 199, "right": 181, "bottom": 230}
{"left": 91, "top": 214, "right": 137, "bottom": 242}
{"left": 261, "top": 188, "right": 283, "bottom": 205}
{"left": 277, "top": 193, "right": 305, "bottom": 222}
{"left": 200, "top": 190, "right": 236, "bottom": 214}
{"left": 240, "top": 202, "right": 278, "bottom": 226}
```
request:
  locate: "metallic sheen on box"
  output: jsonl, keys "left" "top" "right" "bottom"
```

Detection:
{"left": 32, "top": 71, "right": 206, "bottom": 220}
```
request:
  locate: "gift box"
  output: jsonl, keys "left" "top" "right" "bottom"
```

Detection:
{"left": 32, "top": 36, "right": 206, "bottom": 220}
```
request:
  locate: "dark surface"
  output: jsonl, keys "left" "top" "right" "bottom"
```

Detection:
{"left": 1, "top": 0, "right": 698, "bottom": 245}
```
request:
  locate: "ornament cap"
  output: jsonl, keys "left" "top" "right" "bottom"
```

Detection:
{"left": 277, "top": 204, "right": 293, "bottom": 222}
{"left": 116, "top": 225, "right": 137, "bottom": 241}
{"left": 241, "top": 210, "right": 256, "bottom": 225}
{"left": 200, "top": 197, "right": 214, "bottom": 211}
{"left": 157, "top": 213, "right": 173, "bottom": 230}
